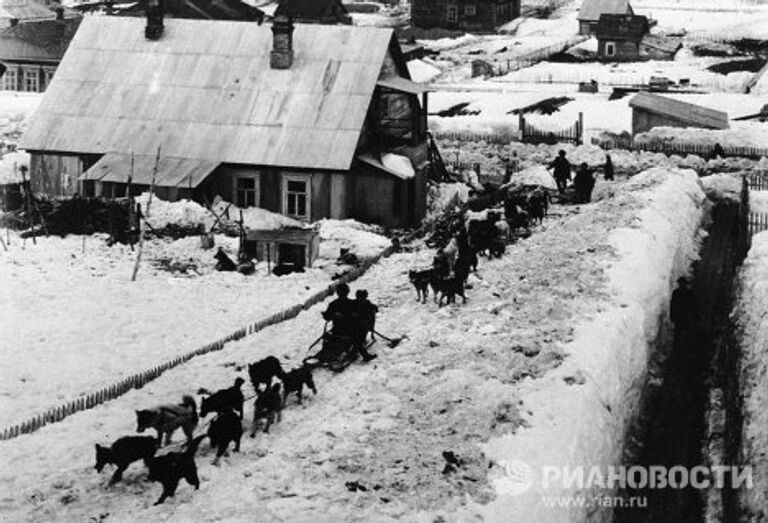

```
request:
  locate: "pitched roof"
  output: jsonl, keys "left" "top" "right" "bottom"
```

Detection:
{"left": 640, "top": 34, "right": 682, "bottom": 54}
{"left": 0, "top": 0, "right": 78, "bottom": 23}
{"left": 596, "top": 13, "right": 648, "bottom": 40}
{"left": 274, "top": 0, "right": 348, "bottom": 21}
{"left": 578, "top": 0, "right": 632, "bottom": 22}
{"left": 629, "top": 92, "right": 729, "bottom": 129}
{"left": 0, "top": 16, "right": 81, "bottom": 62}
{"left": 20, "top": 17, "right": 397, "bottom": 171}
{"left": 115, "top": 0, "right": 264, "bottom": 21}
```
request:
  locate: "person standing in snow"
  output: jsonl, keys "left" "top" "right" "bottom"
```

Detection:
{"left": 670, "top": 277, "right": 698, "bottom": 350}
{"left": 603, "top": 154, "right": 614, "bottom": 181}
{"left": 711, "top": 143, "right": 726, "bottom": 160}
{"left": 548, "top": 150, "right": 572, "bottom": 195}
{"left": 503, "top": 152, "right": 520, "bottom": 184}
{"left": 573, "top": 163, "right": 596, "bottom": 203}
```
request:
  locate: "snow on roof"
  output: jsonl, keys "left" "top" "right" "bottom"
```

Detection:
{"left": 20, "top": 17, "right": 399, "bottom": 172}
{"left": 407, "top": 59, "right": 441, "bottom": 83}
{"left": 629, "top": 92, "right": 729, "bottom": 129}
{"left": 578, "top": 0, "right": 633, "bottom": 22}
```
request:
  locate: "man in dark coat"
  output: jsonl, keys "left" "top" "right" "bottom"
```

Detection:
{"left": 603, "top": 154, "right": 614, "bottom": 181}
{"left": 322, "top": 283, "right": 356, "bottom": 336}
{"left": 573, "top": 163, "right": 596, "bottom": 203}
{"left": 670, "top": 277, "right": 698, "bottom": 350}
{"left": 354, "top": 289, "right": 379, "bottom": 344}
{"left": 548, "top": 150, "right": 571, "bottom": 195}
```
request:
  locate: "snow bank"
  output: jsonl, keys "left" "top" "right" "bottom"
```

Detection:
{"left": 505, "top": 165, "right": 557, "bottom": 191}
{"left": 317, "top": 219, "right": 391, "bottom": 260}
{"left": 419, "top": 34, "right": 477, "bottom": 51}
{"left": 700, "top": 173, "right": 743, "bottom": 202}
{"left": 636, "top": 122, "right": 768, "bottom": 149}
{"left": 735, "top": 230, "right": 768, "bottom": 521}
{"left": 480, "top": 168, "right": 706, "bottom": 522}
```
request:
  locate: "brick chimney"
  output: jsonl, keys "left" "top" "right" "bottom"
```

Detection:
{"left": 54, "top": 6, "right": 64, "bottom": 20}
{"left": 145, "top": 0, "right": 164, "bottom": 40}
{"left": 9, "top": 18, "right": 18, "bottom": 26}
{"left": 270, "top": 15, "right": 294, "bottom": 69}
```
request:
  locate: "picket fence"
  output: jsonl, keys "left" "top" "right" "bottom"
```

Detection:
{"left": 0, "top": 244, "right": 396, "bottom": 441}
{"left": 591, "top": 137, "right": 768, "bottom": 160}
{"left": 748, "top": 212, "right": 768, "bottom": 237}
{"left": 491, "top": 35, "right": 590, "bottom": 77}
{"left": 432, "top": 131, "right": 518, "bottom": 145}
{"left": 747, "top": 173, "right": 768, "bottom": 191}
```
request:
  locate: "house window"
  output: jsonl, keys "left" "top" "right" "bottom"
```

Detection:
{"left": 282, "top": 174, "right": 311, "bottom": 220}
{"left": 43, "top": 68, "right": 55, "bottom": 90}
{"left": 23, "top": 68, "right": 39, "bottom": 92}
{"left": 2, "top": 68, "right": 17, "bottom": 91}
{"left": 464, "top": 4, "right": 476, "bottom": 15}
{"left": 446, "top": 5, "right": 458, "bottom": 22}
{"left": 234, "top": 175, "right": 259, "bottom": 207}
{"left": 605, "top": 42, "right": 616, "bottom": 57}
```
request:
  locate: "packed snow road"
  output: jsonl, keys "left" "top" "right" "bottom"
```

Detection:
{"left": 0, "top": 169, "right": 707, "bottom": 522}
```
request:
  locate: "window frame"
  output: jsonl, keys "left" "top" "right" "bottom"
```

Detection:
{"left": 22, "top": 67, "right": 39, "bottom": 92}
{"left": 282, "top": 173, "right": 311, "bottom": 220}
{"left": 2, "top": 68, "right": 17, "bottom": 91}
{"left": 446, "top": 4, "right": 458, "bottom": 22}
{"left": 464, "top": 4, "right": 476, "bottom": 16}
{"left": 233, "top": 174, "right": 260, "bottom": 208}
{"left": 605, "top": 41, "right": 616, "bottom": 57}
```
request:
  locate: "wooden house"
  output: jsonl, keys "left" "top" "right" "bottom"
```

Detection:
{"left": 411, "top": 0, "right": 520, "bottom": 33}
{"left": 245, "top": 227, "right": 320, "bottom": 270}
{"left": 0, "top": 7, "right": 81, "bottom": 92}
{"left": 638, "top": 34, "right": 682, "bottom": 60}
{"left": 273, "top": 0, "right": 350, "bottom": 25}
{"left": 111, "top": 0, "right": 264, "bottom": 22}
{"left": 0, "top": 0, "right": 78, "bottom": 28}
{"left": 628, "top": 92, "right": 729, "bottom": 136}
{"left": 578, "top": 0, "right": 632, "bottom": 35}
{"left": 20, "top": 15, "right": 430, "bottom": 228}
{"left": 595, "top": 13, "right": 648, "bottom": 61}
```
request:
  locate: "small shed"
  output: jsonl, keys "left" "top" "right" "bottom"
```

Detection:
{"left": 628, "top": 92, "right": 729, "bottom": 136}
{"left": 578, "top": 0, "right": 633, "bottom": 35}
{"left": 245, "top": 227, "right": 320, "bottom": 270}
{"left": 639, "top": 34, "right": 682, "bottom": 60}
{"left": 595, "top": 13, "right": 648, "bottom": 61}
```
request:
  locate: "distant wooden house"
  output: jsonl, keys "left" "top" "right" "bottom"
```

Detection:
{"left": 411, "top": 0, "right": 520, "bottom": 33}
{"left": 595, "top": 13, "right": 648, "bottom": 61}
{"left": 578, "top": 0, "right": 632, "bottom": 35}
{"left": 638, "top": 34, "right": 682, "bottom": 60}
{"left": 111, "top": 0, "right": 264, "bottom": 22}
{"left": 20, "top": 15, "right": 431, "bottom": 228}
{"left": 273, "top": 0, "right": 350, "bottom": 24}
{"left": 0, "top": 0, "right": 78, "bottom": 28}
{"left": 628, "top": 92, "right": 729, "bottom": 136}
{"left": 0, "top": 7, "right": 81, "bottom": 92}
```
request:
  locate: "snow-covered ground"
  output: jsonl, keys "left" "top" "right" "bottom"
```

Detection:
{"left": 0, "top": 167, "right": 708, "bottom": 522}
{"left": 734, "top": 230, "right": 768, "bottom": 522}
{"left": 0, "top": 214, "right": 391, "bottom": 430}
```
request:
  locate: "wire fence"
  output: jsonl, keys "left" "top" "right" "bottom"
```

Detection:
{"left": 0, "top": 244, "right": 396, "bottom": 441}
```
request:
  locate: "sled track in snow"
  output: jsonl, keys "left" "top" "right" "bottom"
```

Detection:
{"left": 0, "top": 245, "right": 395, "bottom": 441}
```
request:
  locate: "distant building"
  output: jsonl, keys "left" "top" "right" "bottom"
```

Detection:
{"left": 638, "top": 34, "right": 682, "bottom": 60}
{"left": 0, "top": 0, "right": 78, "bottom": 28}
{"left": 595, "top": 13, "right": 648, "bottom": 61}
{"left": 273, "top": 0, "right": 350, "bottom": 24}
{"left": 628, "top": 92, "right": 729, "bottom": 136}
{"left": 20, "top": 15, "right": 431, "bottom": 228}
{"left": 0, "top": 7, "right": 81, "bottom": 92}
{"left": 577, "top": 0, "right": 632, "bottom": 35}
{"left": 112, "top": 0, "right": 264, "bottom": 22}
{"left": 411, "top": 0, "right": 521, "bottom": 33}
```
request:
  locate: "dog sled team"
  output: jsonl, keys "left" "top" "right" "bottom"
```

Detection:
{"left": 94, "top": 285, "right": 380, "bottom": 506}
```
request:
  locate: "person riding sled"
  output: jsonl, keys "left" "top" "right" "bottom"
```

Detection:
{"left": 322, "top": 283, "right": 376, "bottom": 363}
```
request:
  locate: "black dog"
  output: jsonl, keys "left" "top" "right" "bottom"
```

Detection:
{"left": 136, "top": 395, "right": 198, "bottom": 445}
{"left": 409, "top": 268, "right": 434, "bottom": 303}
{"left": 208, "top": 409, "right": 242, "bottom": 465}
{"left": 213, "top": 248, "right": 237, "bottom": 272}
{"left": 147, "top": 435, "right": 206, "bottom": 505}
{"left": 200, "top": 377, "right": 245, "bottom": 419}
{"left": 282, "top": 366, "right": 317, "bottom": 406}
{"left": 434, "top": 276, "right": 467, "bottom": 306}
{"left": 95, "top": 436, "right": 158, "bottom": 484}
{"left": 251, "top": 383, "right": 282, "bottom": 437}
{"left": 248, "top": 356, "right": 285, "bottom": 394}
